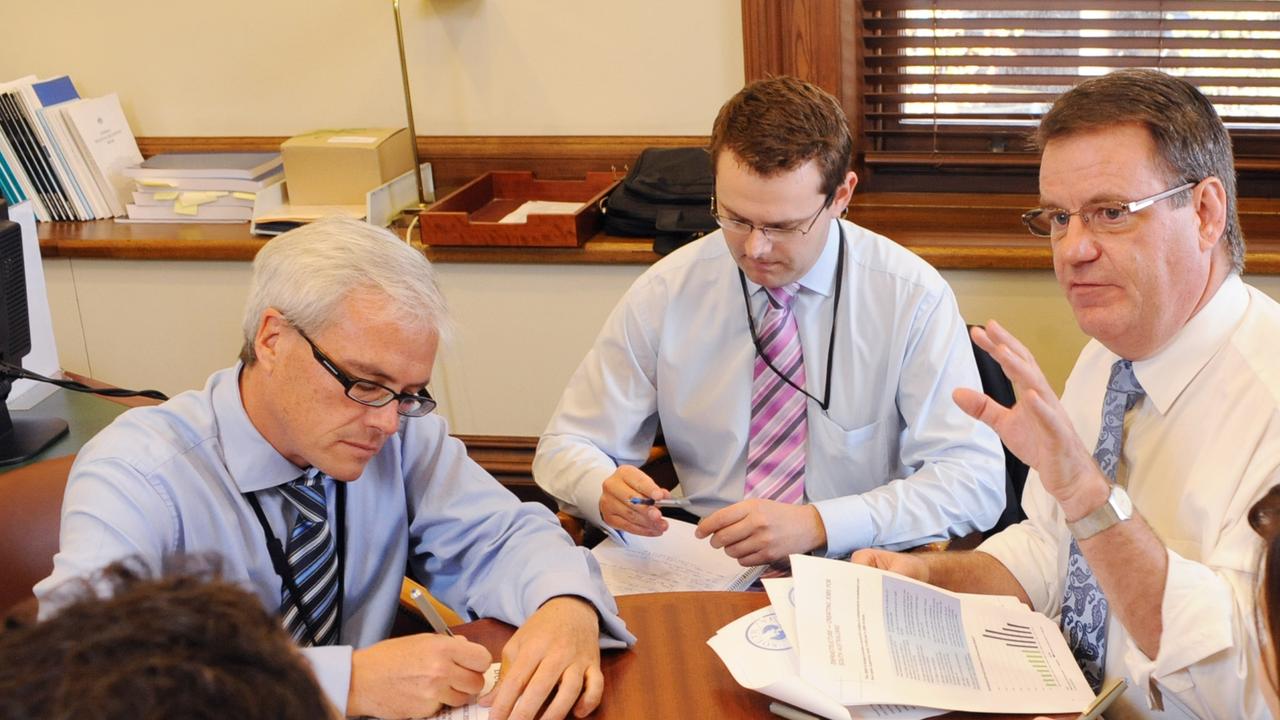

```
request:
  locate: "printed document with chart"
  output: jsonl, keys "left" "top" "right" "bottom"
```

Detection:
{"left": 708, "top": 554, "right": 1094, "bottom": 718}
{"left": 791, "top": 555, "right": 1093, "bottom": 714}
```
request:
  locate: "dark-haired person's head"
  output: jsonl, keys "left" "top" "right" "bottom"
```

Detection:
{"left": 1249, "top": 484, "right": 1280, "bottom": 718}
{"left": 707, "top": 76, "right": 857, "bottom": 289}
{"left": 0, "top": 560, "right": 335, "bottom": 720}
{"left": 1029, "top": 69, "right": 1237, "bottom": 362}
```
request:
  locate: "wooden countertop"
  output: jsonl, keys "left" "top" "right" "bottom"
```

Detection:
{"left": 36, "top": 193, "right": 1280, "bottom": 272}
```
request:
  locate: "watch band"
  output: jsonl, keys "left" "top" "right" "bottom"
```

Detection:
{"left": 1067, "top": 484, "right": 1133, "bottom": 540}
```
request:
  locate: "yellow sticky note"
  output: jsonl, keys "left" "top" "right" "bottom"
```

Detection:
{"left": 139, "top": 180, "right": 177, "bottom": 188}
{"left": 154, "top": 191, "right": 179, "bottom": 201}
{"left": 173, "top": 203, "right": 199, "bottom": 216}
{"left": 232, "top": 192, "right": 256, "bottom": 201}
{"left": 178, "top": 191, "right": 225, "bottom": 206}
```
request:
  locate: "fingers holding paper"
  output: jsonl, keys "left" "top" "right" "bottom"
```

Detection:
{"left": 952, "top": 321, "right": 1098, "bottom": 500}
{"left": 849, "top": 548, "right": 930, "bottom": 583}
{"left": 481, "top": 596, "right": 604, "bottom": 720}
{"left": 599, "top": 465, "right": 669, "bottom": 536}
{"left": 695, "top": 499, "right": 827, "bottom": 566}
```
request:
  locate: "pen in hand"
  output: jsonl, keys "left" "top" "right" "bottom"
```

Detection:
{"left": 409, "top": 587, "right": 455, "bottom": 637}
{"left": 629, "top": 496, "right": 692, "bottom": 507}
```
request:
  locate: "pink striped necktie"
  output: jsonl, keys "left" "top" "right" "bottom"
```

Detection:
{"left": 745, "top": 283, "right": 807, "bottom": 504}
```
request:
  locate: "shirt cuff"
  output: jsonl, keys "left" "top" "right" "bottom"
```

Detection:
{"left": 1119, "top": 548, "right": 1236, "bottom": 702}
{"left": 300, "top": 644, "right": 353, "bottom": 715}
{"left": 813, "top": 494, "right": 875, "bottom": 557}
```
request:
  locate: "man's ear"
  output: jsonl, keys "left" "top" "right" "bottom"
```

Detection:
{"left": 834, "top": 170, "right": 858, "bottom": 216}
{"left": 1193, "top": 176, "right": 1228, "bottom": 254}
{"left": 253, "top": 309, "right": 290, "bottom": 373}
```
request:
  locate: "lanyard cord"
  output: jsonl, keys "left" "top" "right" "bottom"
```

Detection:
{"left": 246, "top": 479, "right": 347, "bottom": 647}
{"left": 737, "top": 222, "right": 845, "bottom": 412}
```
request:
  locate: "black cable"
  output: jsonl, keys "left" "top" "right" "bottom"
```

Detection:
{"left": 0, "top": 361, "right": 169, "bottom": 401}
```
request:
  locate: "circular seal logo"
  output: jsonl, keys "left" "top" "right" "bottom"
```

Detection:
{"left": 745, "top": 612, "right": 791, "bottom": 651}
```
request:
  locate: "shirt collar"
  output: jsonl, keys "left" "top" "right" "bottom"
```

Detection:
{"left": 741, "top": 218, "right": 842, "bottom": 300}
{"left": 1131, "top": 273, "right": 1249, "bottom": 415}
{"left": 211, "top": 362, "right": 310, "bottom": 493}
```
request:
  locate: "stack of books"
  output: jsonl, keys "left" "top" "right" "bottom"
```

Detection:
{"left": 122, "top": 153, "right": 283, "bottom": 223}
{"left": 0, "top": 74, "right": 144, "bottom": 221}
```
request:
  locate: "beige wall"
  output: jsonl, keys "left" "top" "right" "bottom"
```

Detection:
{"left": 0, "top": 1, "right": 744, "bottom": 136}
{"left": 49, "top": 255, "right": 1280, "bottom": 438}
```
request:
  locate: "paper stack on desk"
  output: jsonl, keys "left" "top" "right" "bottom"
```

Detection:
{"left": 708, "top": 555, "right": 1094, "bottom": 720}
{"left": 120, "top": 152, "right": 283, "bottom": 223}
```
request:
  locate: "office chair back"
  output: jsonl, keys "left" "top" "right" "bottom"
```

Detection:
{"left": 968, "top": 327, "right": 1030, "bottom": 535}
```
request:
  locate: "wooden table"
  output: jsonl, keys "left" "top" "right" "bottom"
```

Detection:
{"left": 453, "top": 592, "right": 1068, "bottom": 720}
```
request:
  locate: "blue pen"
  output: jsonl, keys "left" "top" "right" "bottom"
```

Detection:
{"left": 628, "top": 496, "right": 692, "bottom": 508}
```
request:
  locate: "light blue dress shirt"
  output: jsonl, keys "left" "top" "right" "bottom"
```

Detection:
{"left": 534, "top": 219, "right": 1006, "bottom": 556}
{"left": 35, "top": 364, "right": 632, "bottom": 713}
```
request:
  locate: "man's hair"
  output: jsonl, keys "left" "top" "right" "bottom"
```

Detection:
{"left": 1034, "top": 69, "right": 1243, "bottom": 273}
{"left": 1250, "top": 485, "right": 1280, "bottom": 701}
{"left": 0, "top": 559, "right": 333, "bottom": 720}
{"left": 240, "top": 216, "right": 450, "bottom": 363}
{"left": 709, "top": 76, "right": 853, "bottom": 197}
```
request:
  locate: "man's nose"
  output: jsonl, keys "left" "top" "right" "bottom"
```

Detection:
{"left": 744, "top": 226, "right": 772, "bottom": 257}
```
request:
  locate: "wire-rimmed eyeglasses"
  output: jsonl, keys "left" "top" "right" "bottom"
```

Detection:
{"left": 1021, "top": 181, "right": 1198, "bottom": 239}
{"left": 710, "top": 192, "right": 834, "bottom": 243}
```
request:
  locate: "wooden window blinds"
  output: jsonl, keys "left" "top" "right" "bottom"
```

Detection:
{"left": 858, "top": 0, "right": 1280, "bottom": 189}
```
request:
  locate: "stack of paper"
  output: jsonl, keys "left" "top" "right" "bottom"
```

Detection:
{"left": 121, "top": 152, "right": 283, "bottom": 223}
{"left": 590, "top": 518, "right": 765, "bottom": 595}
{"left": 708, "top": 555, "right": 1095, "bottom": 719}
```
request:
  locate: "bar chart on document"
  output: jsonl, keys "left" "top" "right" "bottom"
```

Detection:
{"left": 973, "top": 620, "right": 1079, "bottom": 692}
{"left": 878, "top": 573, "right": 1086, "bottom": 697}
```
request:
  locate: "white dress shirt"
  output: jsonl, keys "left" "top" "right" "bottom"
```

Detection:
{"left": 534, "top": 219, "right": 1006, "bottom": 556}
{"left": 980, "top": 274, "right": 1280, "bottom": 719}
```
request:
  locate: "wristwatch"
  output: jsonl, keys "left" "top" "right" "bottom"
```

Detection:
{"left": 1067, "top": 484, "right": 1133, "bottom": 540}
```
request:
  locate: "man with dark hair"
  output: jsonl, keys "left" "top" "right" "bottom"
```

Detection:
{"left": 535, "top": 76, "right": 1006, "bottom": 564}
{"left": 36, "top": 217, "right": 632, "bottom": 720}
{"left": 856, "top": 69, "right": 1280, "bottom": 718}
{"left": 2, "top": 560, "right": 336, "bottom": 719}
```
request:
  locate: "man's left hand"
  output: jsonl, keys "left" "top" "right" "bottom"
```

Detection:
{"left": 695, "top": 499, "right": 827, "bottom": 565}
{"left": 479, "top": 596, "right": 603, "bottom": 720}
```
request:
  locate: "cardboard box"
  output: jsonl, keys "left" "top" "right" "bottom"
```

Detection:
{"left": 281, "top": 128, "right": 414, "bottom": 206}
{"left": 420, "top": 171, "right": 618, "bottom": 247}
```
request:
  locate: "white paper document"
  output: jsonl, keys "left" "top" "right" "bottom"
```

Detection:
{"left": 590, "top": 518, "right": 765, "bottom": 595}
{"left": 497, "top": 200, "right": 583, "bottom": 224}
{"left": 789, "top": 555, "right": 1093, "bottom": 714}
{"left": 708, "top": 606, "right": 943, "bottom": 720}
{"left": 415, "top": 663, "right": 501, "bottom": 720}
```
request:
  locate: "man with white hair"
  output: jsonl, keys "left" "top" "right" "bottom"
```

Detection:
{"left": 36, "top": 216, "right": 632, "bottom": 720}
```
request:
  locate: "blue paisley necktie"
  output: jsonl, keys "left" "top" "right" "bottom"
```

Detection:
{"left": 1061, "top": 359, "right": 1144, "bottom": 692}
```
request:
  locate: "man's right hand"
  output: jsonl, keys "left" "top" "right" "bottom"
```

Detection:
{"left": 599, "top": 465, "right": 670, "bottom": 536}
{"left": 347, "top": 633, "right": 492, "bottom": 719}
{"left": 849, "top": 548, "right": 930, "bottom": 583}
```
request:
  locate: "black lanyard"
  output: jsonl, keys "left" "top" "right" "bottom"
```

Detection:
{"left": 245, "top": 479, "right": 346, "bottom": 647}
{"left": 737, "top": 222, "right": 845, "bottom": 412}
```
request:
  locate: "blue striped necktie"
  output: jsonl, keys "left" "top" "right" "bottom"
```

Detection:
{"left": 278, "top": 472, "right": 340, "bottom": 646}
{"left": 1062, "top": 359, "right": 1144, "bottom": 692}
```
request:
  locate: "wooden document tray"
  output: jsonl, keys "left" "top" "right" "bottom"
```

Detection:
{"left": 419, "top": 171, "right": 617, "bottom": 247}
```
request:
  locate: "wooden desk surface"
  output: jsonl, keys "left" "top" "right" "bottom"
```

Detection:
{"left": 454, "top": 592, "right": 1068, "bottom": 720}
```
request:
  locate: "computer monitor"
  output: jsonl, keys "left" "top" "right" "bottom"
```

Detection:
{"left": 0, "top": 204, "right": 68, "bottom": 465}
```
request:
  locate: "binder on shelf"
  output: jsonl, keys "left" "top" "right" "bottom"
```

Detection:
{"left": 61, "top": 93, "right": 143, "bottom": 218}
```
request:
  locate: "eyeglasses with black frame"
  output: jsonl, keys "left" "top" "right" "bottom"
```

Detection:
{"left": 710, "top": 191, "right": 835, "bottom": 243}
{"left": 294, "top": 327, "right": 437, "bottom": 417}
{"left": 1021, "top": 181, "right": 1198, "bottom": 240}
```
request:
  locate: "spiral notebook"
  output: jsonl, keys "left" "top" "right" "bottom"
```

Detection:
{"left": 590, "top": 517, "right": 765, "bottom": 595}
